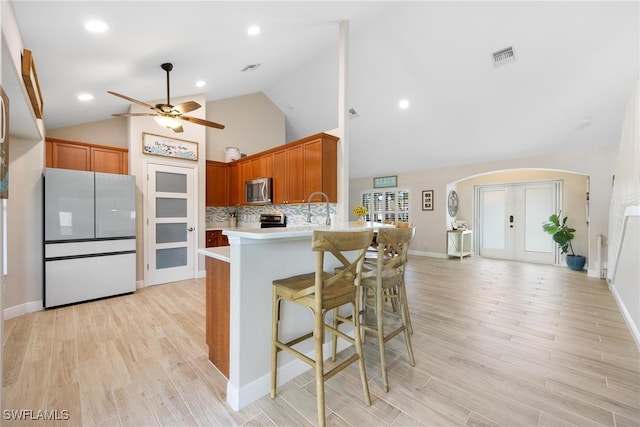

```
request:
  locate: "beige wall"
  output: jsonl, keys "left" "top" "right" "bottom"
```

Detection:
{"left": 4, "top": 137, "right": 44, "bottom": 311}
{"left": 205, "top": 92, "right": 285, "bottom": 161}
{"left": 46, "top": 118, "right": 127, "bottom": 147}
{"left": 350, "top": 146, "right": 616, "bottom": 277}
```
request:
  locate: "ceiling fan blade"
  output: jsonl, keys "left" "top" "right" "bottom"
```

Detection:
{"left": 107, "top": 91, "right": 155, "bottom": 110}
{"left": 178, "top": 115, "right": 225, "bottom": 129}
{"left": 173, "top": 101, "right": 201, "bottom": 114}
{"left": 112, "top": 112, "right": 157, "bottom": 117}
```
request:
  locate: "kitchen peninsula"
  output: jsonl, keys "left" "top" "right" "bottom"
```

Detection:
{"left": 198, "top": 223, "right": 378, "bottom": 411}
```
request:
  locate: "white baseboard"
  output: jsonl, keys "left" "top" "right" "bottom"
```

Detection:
{"left": 4, "top": 300, "right": 43, "bottom": 320}
{"left": 227, "top": 335, "right": 352, "bottom": 411}
{"left": 609, "top": 282, "right": 640, "bottom": 352}
{"left": 408, "top": 250, "right": 448, "bottom": 259}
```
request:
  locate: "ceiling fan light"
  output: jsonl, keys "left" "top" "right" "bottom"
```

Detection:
{"left": 154, "top": 115, "right": 181, "bottom": 129}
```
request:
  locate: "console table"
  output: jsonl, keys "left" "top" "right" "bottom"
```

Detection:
{"left": 447, "top": 229, "right": 473, "bottom": 260}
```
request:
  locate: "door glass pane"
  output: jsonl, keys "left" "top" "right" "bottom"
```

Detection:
{"left": 156, "top": 172, "right": 187, "bottom": 193}
{"left": 156, "top": 198, "right": 187, "bottom": 218}
{"left": 482, "top": 190, "right": 506, "bottom": 249}
{"left": 156, "top": 223, "right": 187, "bottom": 243}
{"left": 385, "top": 192, "right": 396, "bottom": 212}
{"left": 156, "top": 247, "right": 187, "bottom": 269}
{"left": 524, "top": 187, "right": 553, "bottom": 253}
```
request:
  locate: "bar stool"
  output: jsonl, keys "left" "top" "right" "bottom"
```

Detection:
{"left": 270, "top": 229, "right": 373, "bottom": 427}
{"left": 360, "top": 226, "right": 416, "bottom": 392}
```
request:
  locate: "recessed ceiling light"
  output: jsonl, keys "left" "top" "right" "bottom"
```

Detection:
{"left": 399, "top": 99, "right": 409, "bottom": 110}
{"left": 247, "top": 25, "right": 261, "bottom": 36}
{"left": 84, "top": 20, "right": 108, "bottom": 33}
{"left": 77, "top": 93, "right": 94, "bottom": 101}
{"left": 195, "top": 80, "right": 206, "bottom": 88}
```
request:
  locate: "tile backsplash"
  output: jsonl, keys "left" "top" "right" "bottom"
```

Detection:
{"left": 206, "top": 203, "right": 337, "bottom": 227}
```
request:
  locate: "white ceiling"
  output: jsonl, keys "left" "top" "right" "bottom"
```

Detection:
{"left": 8, "top": 1, "right": 639, "bottom": 179}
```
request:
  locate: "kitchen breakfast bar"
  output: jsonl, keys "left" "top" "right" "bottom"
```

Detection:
{"left": 197, "top": 223, "right": 374, "bottom": 411}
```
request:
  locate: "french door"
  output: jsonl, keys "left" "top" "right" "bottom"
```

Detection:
{"left": 477, "top": 181, "right": 560, "bottom": 264}
{"left": 145, "top": 162, "right": 197, "bottom": 285}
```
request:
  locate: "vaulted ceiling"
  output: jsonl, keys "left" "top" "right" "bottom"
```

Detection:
{"left": 8, "top": 1, "right": 639, "bottom": 178}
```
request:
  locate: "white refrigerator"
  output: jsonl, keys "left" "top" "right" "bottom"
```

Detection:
{"left": 44, "top": 168, "right": 136, "bottom": 308}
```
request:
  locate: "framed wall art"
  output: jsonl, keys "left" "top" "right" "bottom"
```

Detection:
{"left": 373, "top": 175, "right": 397, "bottom": 188}
{"left": 422, "top": 190, "right": 433, "bottom": 211}
{"left": 142, "top": 132, "right": 198, "bottom": 161}
{"left": 21, "top": 49, "right": 43, "bottom": 119}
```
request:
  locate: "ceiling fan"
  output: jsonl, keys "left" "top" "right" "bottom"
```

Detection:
{"left": 108, "top": 62, "right": 225, "bottom": 133}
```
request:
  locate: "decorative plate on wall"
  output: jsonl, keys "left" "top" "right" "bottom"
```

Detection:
{"left": 447, "top": 190, "right": 458, "bottom": 217}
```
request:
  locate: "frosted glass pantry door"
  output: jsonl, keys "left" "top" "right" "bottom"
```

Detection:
{"left": 145, "top": 163, "right": 196, "bottom": 285}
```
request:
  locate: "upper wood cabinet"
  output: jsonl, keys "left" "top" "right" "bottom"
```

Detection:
{"left": 206, "top": 160, "right": 228, "bottom": 207}
{"left": 46, "top": 138, "right": 128, "bottom": 174}
{"left": 303, "top": 136, "right": 338, "bottom": 202}
{"left": 227, "top": 162, "right": 241, "bottom": 207}
{"left": 207, "top": 132, "right": 338, "bottom": 206}
{"left": 228, "top": 133, "right": 338, "bottom": 205}
{"left": 285, "top": 144, "right": 305, "bottom": 203}
{"left": 272, "top": 149, "right": 288, "bottom": 204}
{"left": 274, "top": 133, "right": 338, "bottom": 204}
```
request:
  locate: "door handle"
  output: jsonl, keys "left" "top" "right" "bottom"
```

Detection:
{"left": 188, "top": 227, "right": 194, "bottom": 232}
{"left": 509, "top": 215, "right": 514, "bottom": 228}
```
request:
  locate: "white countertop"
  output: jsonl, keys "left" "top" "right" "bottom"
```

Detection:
{"left": 223, "top": 221, "right": 388, "bottom": 240}
{"left": 197, "top": 246, "right": 230, "bottom": 262}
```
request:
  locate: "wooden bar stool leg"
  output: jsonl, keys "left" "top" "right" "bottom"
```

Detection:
{"left": 353, "top": 298, "right": 371, "bottom": 406}
{"left": 270, "top": 290, "right": 280, "bottom": 399}
{"left": 399, "top": 284, "right": 415, "bottom": 367}
{"left": 314, "top": 308, "right": 326, "bottom": 427}
{"left": 376, "top": 287, "right": 389, "bottom": 392}
{"left": 331, "top": 307, "right": 338, "bottom": 362}
{"left": 402, "top": 284, "right": 414, "bottom": 335}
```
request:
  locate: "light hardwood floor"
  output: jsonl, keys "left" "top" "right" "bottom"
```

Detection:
{"left": 3, "top": 256, "right": 639, "bottom": 426}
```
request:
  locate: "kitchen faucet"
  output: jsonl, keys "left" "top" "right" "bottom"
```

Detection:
{"left": 306, "top": 191, "right": 331, "bottom": 226}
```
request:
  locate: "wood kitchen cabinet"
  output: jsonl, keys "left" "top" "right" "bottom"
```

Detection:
{"left": 227, "top": 163, "right": 241, "bottom": 206}
{"left": 206, "top": 160, "right": 228, "bottom": 207}
{"left": 250, "top": 154, "right": 273, "bottom": 180}
{"left": 205, "top": 256, "right": 230, "bottom": 378}
{"left": 285, "top": 143, "right": 305, "bottom": 203}
{"left": 206, "top": 230, "right": 229, "bottom": 247}
{"left": 270, "top": 133, "right": 338, "bottom": 204}
{"left": 239, "top": 160, "right": 252, "bottom": 205}
{"left": 223, "top": 132, "right": 338, "bottom": 205}
{"left": 272, "top": 149, "right": 288, "bottom": 204}
{"left": 46, "top": 138, "right": 128, "bottom": 174}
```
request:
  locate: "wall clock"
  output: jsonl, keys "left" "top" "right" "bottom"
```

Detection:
{"left": 447, "top": 190, "right": 458, "bottom": 217}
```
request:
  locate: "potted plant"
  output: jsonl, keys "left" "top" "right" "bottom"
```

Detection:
{"left": 542, "top": 212, "right": 586, "bottom": 271}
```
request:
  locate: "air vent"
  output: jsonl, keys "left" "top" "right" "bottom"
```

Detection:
{"left": 241, "top": 63, "right": 262, "bottom": 72}
{"left": 492, "top": 46, "right": 515, "bottom": 67}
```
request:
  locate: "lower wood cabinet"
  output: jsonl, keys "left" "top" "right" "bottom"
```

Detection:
{"left": 205, "top": 257, "right": 230, "bottom": 378}
{"left": 206, "top": 230, "right": 229, "bottom": 248}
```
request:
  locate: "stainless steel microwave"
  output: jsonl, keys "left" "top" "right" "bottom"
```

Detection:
{"left": 245, "top": 177, "right": 273, "bottom": 205}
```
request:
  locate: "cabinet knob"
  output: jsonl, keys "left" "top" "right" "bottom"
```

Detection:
{"left": 188, "top": 227, "right": 194, "bottom": 232}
